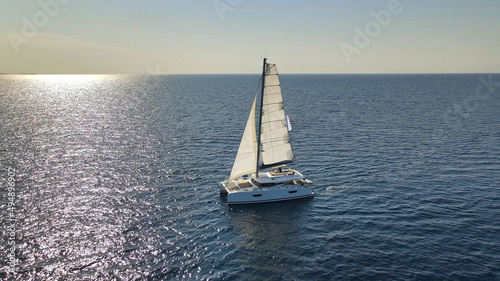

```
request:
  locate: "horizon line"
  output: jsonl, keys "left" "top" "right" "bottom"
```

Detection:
{"left": 1, "top": 72, "right": 499, "bottom": 76}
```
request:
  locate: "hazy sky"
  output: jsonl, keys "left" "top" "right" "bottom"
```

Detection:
{"left": 1, "top": 0, "right": 499, "bottom": 74}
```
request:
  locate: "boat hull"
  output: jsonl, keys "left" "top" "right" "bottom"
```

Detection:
{"left": 227, "top": 186, "right": 313, "bottom": 204}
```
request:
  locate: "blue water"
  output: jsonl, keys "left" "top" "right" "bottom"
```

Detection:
{"left": 1, "top": 74, "right": 499, "bottom": 280}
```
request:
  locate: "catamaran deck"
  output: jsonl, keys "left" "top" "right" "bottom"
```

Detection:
{"left": 220, "top": 168, "right": 313, "bottom": 204}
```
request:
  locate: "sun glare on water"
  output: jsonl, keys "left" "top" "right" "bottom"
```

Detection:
{"left": 31, "top": 74, "right": 108, "bottom": 84}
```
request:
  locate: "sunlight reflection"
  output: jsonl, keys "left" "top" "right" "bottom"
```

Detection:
{"left": 31, "top": 74, "right": 108, "bottom": 85}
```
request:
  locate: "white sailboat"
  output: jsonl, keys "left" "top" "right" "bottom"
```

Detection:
{"left": 220, "top": 58, "right": 313, "bottom": 204}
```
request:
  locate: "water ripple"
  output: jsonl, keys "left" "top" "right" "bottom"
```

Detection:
{"left": 1, "top": 74, "right": 499, "bottom": 280}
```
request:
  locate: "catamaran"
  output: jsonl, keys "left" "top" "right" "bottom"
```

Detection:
{"left": 220, "top": 58, "right": 313, "bottom": 204}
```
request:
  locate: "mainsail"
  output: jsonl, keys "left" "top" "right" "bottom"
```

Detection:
{"left": 228, "top": 61, "right": 294, "bottom": 183}
{"left": 259, "top": 63, "right": 294, "bottom": 168}
{"left": 229, "top": 96, "right": 258, "bottom": 181}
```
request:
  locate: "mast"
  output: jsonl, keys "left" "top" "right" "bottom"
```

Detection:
{"left": 255, "top": 57, "right": 267, "bottom": 177}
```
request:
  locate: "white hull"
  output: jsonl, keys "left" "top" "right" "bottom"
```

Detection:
{"left": 226, "top": 186, "right": 313, "bottom": 204}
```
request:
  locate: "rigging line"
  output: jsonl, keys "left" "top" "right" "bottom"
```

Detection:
{"left": 254, "top": 75, "right": 263, "bottom": 97}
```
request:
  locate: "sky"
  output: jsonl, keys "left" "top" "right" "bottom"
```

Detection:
{"left": 1, "top": 0, "right": 499, "bottom": 74}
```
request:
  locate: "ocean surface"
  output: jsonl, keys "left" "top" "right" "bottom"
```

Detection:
{"left": 1, "top": 74, "right": 499, "bottom": 280}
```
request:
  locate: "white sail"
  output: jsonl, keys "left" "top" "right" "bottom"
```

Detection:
{"left": 229, "top": 95, "right": 258, "bottom": 181}
{"left": 286, "top": 115, "right": 292, "bottom": 132}
{"left": 259, "top": 63, "right": 294, "bottom": 168}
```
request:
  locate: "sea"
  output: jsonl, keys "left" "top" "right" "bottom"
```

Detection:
{"left": 0, "top": 74, "right": 499, "bottom": 280}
